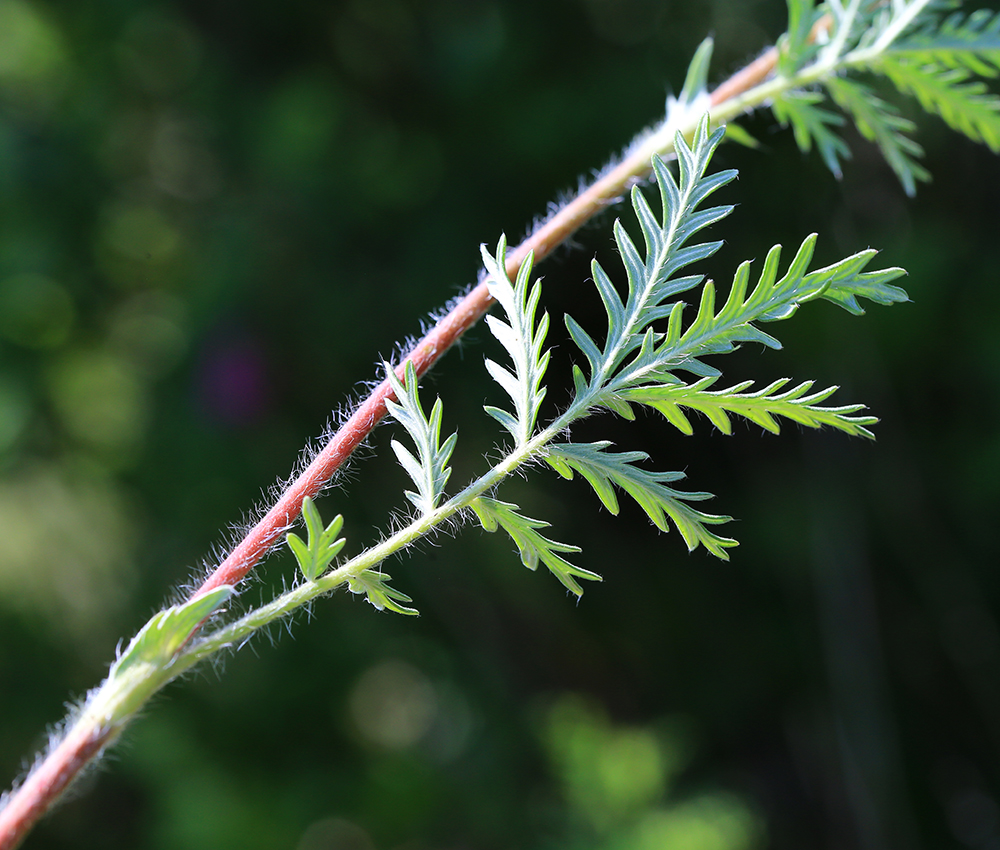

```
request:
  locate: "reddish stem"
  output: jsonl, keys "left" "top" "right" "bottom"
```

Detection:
{"left": 189, "top": 52, "right": 783, "bottom": 600}
{"left": 710, "top": 45, "right": 780, "bottom": 106}
{"left": 0, "top": 46, "right": 785, "bottom": 850}
{"left": 0, "top": 721, "right": 114, "bottom": 850}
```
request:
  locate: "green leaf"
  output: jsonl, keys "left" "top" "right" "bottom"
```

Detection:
{"left": 111, "top": 585, "right": 234, "bottom": 679}
{"left": 675, "top": 37, "right": 714, "bottom": 110}
{"left": 286, "top": 496, "right": 346, "bottom": 582}
{"left": 470, "top": 496, "right": 600, "bottom": 596}
{"left": 567, "top": 117, "right": 736, "bottom": 398}
{"left": 99, "top": 585, "right": 236, "bottom": 722}
{"left": 889, "top": 8, "right": 1000, "bottom": 74}
{"left": 768, "top": 3, "right": 1000, "bottom": 190}
{"left": 825, "top": 75, "right": 929, "bottom": 196}
{"left": 809, "top": 248, "right": 912, "bottom": 316}
{"left": 545, "top": 442, "right": 737, "bottom": 559}
{"left": 619, "top": 377, "right": 879, "bottom": 439}
{"left": 771, "top": 89, "right": 852, "bottom": 178}
{"left": 603, "top": 234, "right": 907, "bottom": 394}
{"left": 876, "top": 55, "right": 1000, "bottom": 153}
{"left": 385, "top": 360, "right": 458, "bottom": 515}
{"left": 720, "top": 121, "right": 761, "bottom": 149}
{"left": 481, "top": 235, "right": 551, "bottom": 446}
{"left": 348, "top": 570, "right": 419, "bottom": 615}
{"left": 778, "top": 0, "right": 825, "bottom": 75}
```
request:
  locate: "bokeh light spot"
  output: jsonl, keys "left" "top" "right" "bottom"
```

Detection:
{"left": 253, "top": 75, "right": 344, "bottom": 177}
{"left": 150, "top": 116, "right": 222, "bottom": 201}
{"left": 198, "top": 336, "right": 270, "bottom": 426}
{"left": 0, "top": 0, "right": 68, "bottom": 108}
{"left": 108, "top": 291, "right": 187, "bottom": 379}
{"left": 0, "top": 273, "right": 74, "bottom": 348}
{"left": 100, "top": 203, "right": 181, "bottom": 265}
{"left": 630, "top": 795, "right": 765, "bottom": 850}
{"left": 47, "top": 348, "right": 147, "bottom": 454}
{"left": 0, "top": 377, "right": 30, "bottom": 454}
{"left": 116, "top": 10, "right": 201, "bottom": 96}
{"left": 296, "top": 818, "right": 375, "bottom": 850}
{"left": 545, "top": 695, "right": 673, "bottom": 828}
{"left": 348, "top": 659, "right": 437, "bottom": 749}
{"left": 0, "top": 462, "right": 135, "bottom": 641}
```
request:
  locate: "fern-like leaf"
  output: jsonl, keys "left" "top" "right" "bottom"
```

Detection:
{"left": 544, "top": 442, "right": 737, "bottom": 559}
{"left": 286, "top": 496, "right": 347, "bottom": 582}
{"left": 764, "top": 1, "right": 1000, "bottom": 192}
{"left": 470, "top": 496, "right": 600, "bottom": 596}
{"left": 566, "top": 118, "right": 736, "bottom": 396}
{"left": 605, "top": 233, "right": 908, "bottom": 394}
{"left": 385, "top": 360, "right": 458, "bottom": 516}
{"left": 481, "top": 236, "right": 551, "bottom": 446}
{"left": 348, "top": 569, "right": 419, "bottom": 615}
{"left": 668, "top": 36, "right": 715, "bottom": 122}
{"left": 890, "top": 8, "right": 1000, "bottom": 74}
{"left": 617, "top": 377, "right": 878, "bottom": 438}
{"left": 779, "top": 0, "right": 826, "bottom": 75}
{"left": 825, "top": 75, "right": 930, "bottom": 196}
{"left": 772, "top": 89, "right": 853, "bottom": 178}
{"left": 876, "top": 55, "right": 1000, "bottom": 152}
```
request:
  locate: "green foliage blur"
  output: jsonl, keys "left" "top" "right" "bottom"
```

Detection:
{"left": 2, "top": 1, "right": 1000, "bottom": 848}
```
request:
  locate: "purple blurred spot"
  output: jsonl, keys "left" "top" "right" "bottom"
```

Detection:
{"left": 199, "top": 337, "right": 270, "bottom": 425}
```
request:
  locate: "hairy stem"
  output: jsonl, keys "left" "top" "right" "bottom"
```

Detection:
{"left": 0, "top": 30, "right": 812, "bottom": 850}
{"left": 184, "top": 423, "right": 557, "bottom": 667}
{"left": 188, "top": 43, "right": 789, "bottom": 601}
{"left": 0, "top": 724, "right": 117, "bottom": 850}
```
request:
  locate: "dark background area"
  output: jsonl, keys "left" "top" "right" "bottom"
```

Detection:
{"left": 2, "top": 1, "right": 1000, "bottom": 848}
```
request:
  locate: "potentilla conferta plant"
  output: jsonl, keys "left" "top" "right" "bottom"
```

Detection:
{"left": 3, "top": 1, "right": 1000, "bottom": 847}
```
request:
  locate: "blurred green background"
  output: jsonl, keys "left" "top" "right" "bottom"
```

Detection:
{"left": 2, "top": 1, "right": 1000, "bottom": 848}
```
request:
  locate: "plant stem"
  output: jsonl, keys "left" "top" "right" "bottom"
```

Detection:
{"left": 0, "top": 35, "right": 796, "bottom": 850}
{"left": 187, "top": 42, "right": 789, "bottom": 602}
{"left": 0, "top": 723, "right": 117, "bottom": 850}
{"left": 183, "top": 424, "right": 556, "bottom": 666}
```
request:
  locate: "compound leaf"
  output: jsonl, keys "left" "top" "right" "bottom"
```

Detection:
{"left": 348, "top": 570, "right": 419, "bottom": 616}
{"left": 470, "top": 496, "right": 600, "bottom": 596}
{"left": 481, "top": 236, "right": 551, "bottom": 446}
{"left": 286, "top": 496, "right": 346, "bottom": 582}
{"left": 385, "top": 360, "right": 458, "bottom": 516}
{"left": 619, "top": 377, "right": 878, "bottom": 438}
{"left": 545, "top": 442, "right": 737, "bottom": 559}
